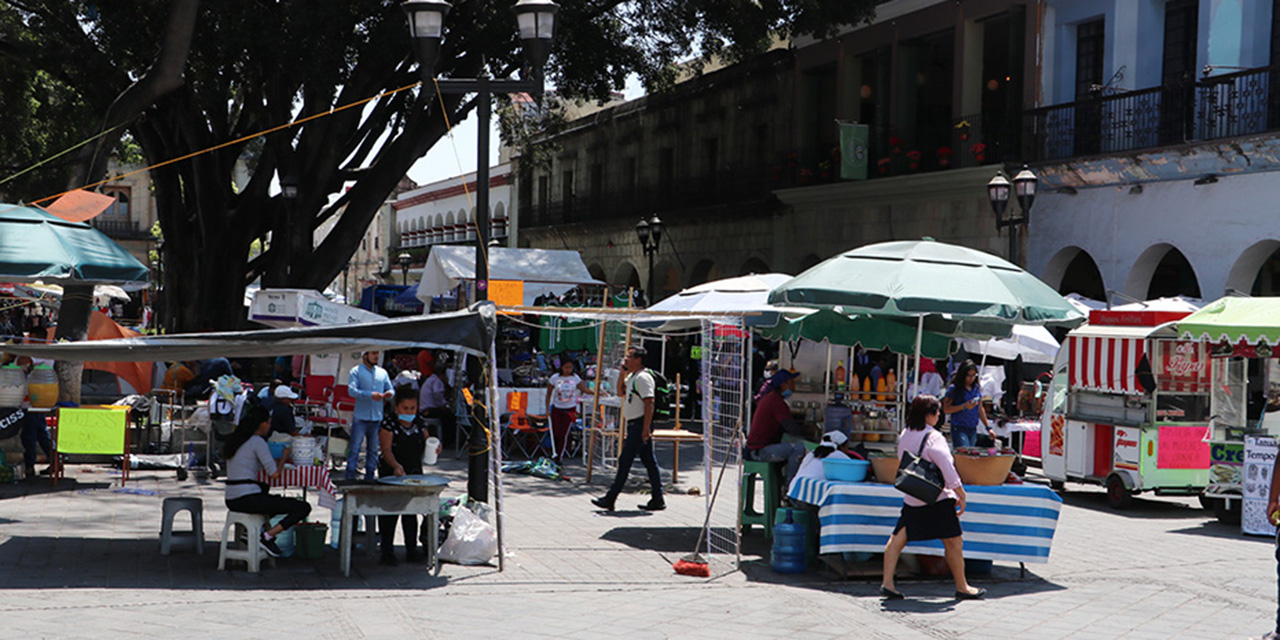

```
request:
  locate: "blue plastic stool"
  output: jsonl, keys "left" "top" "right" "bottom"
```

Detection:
{"left": 741, "top": 460, "right": 784, "bottom": 538}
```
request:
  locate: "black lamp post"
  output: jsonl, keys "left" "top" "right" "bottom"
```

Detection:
{"left": 635, "top": 214, "right": 664, "bottom": 305}
{"left": 397, "top": 252, "right": 412, "bottom": 286}
{"left": 987, "top": 165, "right": 1037, "bottom": 267}
{"left": 273, "top": 174, "right": 301, "bottom": 283}
{"left": 404, "top": 0, "right": 558, "bottom": 505}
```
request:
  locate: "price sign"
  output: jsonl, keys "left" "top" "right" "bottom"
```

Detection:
{"left": 1156, "top": 425, "right": 1210, "bottom": 469}
{"left": 58, "top": 407, "right": 128, "bottom": 455}
{"left": 489, "top": 279, "right": 524, "bottom": 311}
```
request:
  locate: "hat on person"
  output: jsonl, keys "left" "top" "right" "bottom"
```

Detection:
{"left": 821, "top": 431, "right": 849, "bottom": 448}
{"left": 769, "top": 368, "right": 798, "bottom": 388}
{"left": 274, "top": 386, "right": 299, "bottom": 400}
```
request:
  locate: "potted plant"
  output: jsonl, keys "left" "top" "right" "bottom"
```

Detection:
{"left": 936, "top": 146, "right": 953, "bottom": 167}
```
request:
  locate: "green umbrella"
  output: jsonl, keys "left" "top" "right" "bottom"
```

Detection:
{"left": 759, "top": 309, "right": 956, "bottom": 359}
{"left": 0, "top": 203, "right": 150, "bottom": 284}
{"left": 767, "top": 239, "right": 1084, "bottom": 327}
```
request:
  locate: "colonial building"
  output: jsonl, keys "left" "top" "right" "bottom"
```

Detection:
{"left": 516, "top": 0, "right": 1039, "bottom": 300}
{"left": 1027, "top": 0, "right": 1280, "bottom": 301}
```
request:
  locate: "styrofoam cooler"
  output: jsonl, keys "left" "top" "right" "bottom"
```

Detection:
{"left": 291, "top": 437, "right": 318, "bottom": 466}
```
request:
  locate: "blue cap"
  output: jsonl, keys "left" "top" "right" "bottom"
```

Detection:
{"left": 769, "top": 369, "right": 798, "bottom": 387}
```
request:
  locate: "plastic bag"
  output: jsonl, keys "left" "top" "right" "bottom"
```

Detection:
{"left": 436, "top": 504, "right": 497, "bottom": 565}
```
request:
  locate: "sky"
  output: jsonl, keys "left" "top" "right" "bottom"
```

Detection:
{"left": 406, "top": 75, "right": 645, "bottom": 187}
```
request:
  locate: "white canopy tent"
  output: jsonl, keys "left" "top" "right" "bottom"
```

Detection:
{"left": 643, "top": 273, "right": 811, "bottom": 330}
{"left": 957, "top": 324, "right": 1061, "bottom": 364}
{"left": 415, "top": 246, "right": 604, "bottom": 307}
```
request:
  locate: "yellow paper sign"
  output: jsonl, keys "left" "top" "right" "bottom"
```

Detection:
{"left": 58, "top": 407, "right": 127, "bottom": 455}
{"left": 490, "top": 279, "right": 524, "bottom": 311}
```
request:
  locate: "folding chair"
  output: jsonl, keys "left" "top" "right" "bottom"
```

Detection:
{"left": 503, "top": 391, "right": 550, "bottom": 460}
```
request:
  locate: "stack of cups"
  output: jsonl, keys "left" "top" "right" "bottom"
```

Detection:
{"left": 423, "top": 437, "right": 441, "bottom": 465}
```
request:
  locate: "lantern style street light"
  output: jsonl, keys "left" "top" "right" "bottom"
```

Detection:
{"left": 397, "top": 252, "right": 412, "bottom": 285}
{"left": 403, "top": 0, "right": 559, "bottom": 505}
{"left": 987, "top": 165, "right": 1038, "bottom": 267}
{"left": 635, "top": 214, "right": 664, "bottom": 305}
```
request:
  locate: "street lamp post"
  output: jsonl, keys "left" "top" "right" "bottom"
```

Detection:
{"left": 404, "top": 0, "right": 559, "bottom": 505}
{"left": 635, "top": 214, "right": 664, "bottom": 305}
{"left": 987, "top": 165, "right": 1038, "bottom": 267}
{"left": 397, "top": 252, "right": 412, "bottom": 286}
{"left": 279, "top": 175, "right": 300, "bottom": 281}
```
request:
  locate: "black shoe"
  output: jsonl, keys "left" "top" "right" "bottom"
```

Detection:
{"left": 879, "top": 586, "right": 905, "bottom": 600}
{"left": 591, "top": 496, "right": 615, "bottom": 511}
{"left": 258, "top": 534, "right": 283, "bottom": 558}
{"left": 379, "top": 553, "right": 399, "bottom": 566}
{"left": 954, "top": 587, "right": 986, "bottom": 600}
{"left": 637, "top": 499, "right": 666, "bottom": 511}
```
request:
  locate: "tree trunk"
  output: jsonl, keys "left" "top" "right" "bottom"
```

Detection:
{"left": 53, "top": 284, "right": 94, "bottom": 404}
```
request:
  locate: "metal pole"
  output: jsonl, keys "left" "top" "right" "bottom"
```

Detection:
{"left": 468, "top": 76, "right": 491, "bottom": 502}
{"left": 489, "top": 341, "right": 504, "bottom": 571}
{"left": 646, "top": 247, "right": 655, "bottom": 306}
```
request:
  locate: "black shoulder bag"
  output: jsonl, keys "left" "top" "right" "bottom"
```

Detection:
{"left": 894, "top": 431, "right": 945, "bottom": 503}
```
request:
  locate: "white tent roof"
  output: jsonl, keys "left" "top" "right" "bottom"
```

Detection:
{"left": 957, "top": 324, "right": 1061, "bottom": 364}
{"left": 415, "top": 246, "right": 604, "bottom": 306}
{"left": 644, "top": 273, "right": 809, "bottom": 330}
{"left": 1110, "top": 296, "right": 1204, "bottom": 313}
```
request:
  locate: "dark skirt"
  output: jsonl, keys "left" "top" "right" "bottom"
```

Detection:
{"left": 894, "top": 498, "right": 962, "bottom": 542}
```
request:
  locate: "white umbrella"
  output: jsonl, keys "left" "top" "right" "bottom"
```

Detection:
{"left": 1064, "top": 293, "right": 1106, "bottom": 316}
{"left": 957, "top": 324, "right": 1060, "bottom": 364}
{"left": 645, "top": 273, "right": 808, "bottom": 329}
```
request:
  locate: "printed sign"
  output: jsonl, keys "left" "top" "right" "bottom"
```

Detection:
{"left": 1156, "top": 424, "right": 1211, "bottom": 469}
{"left": 0, "top": 407, "right": 29, "bottom": 441}
{"left": 1155, "top": 340, "right": 1210, "bottom": 393}
{"left": 489, "top": 279, "right": 524, "bottom": 309}
{"left": 1114, "top": 427, "right": 1140, "bottom": 471}
{"left": 1048, "top": 414, "right": 1065, "bottom": 456}
{"left": 57, "top": 407, "right": 128, "bottom": 455}
{"left": 1244, "top": 435, "right": 1278, "bottom": 536}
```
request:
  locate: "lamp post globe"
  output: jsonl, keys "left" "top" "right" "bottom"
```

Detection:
{"left": 648, "top": 214, "right": 663, "bottom": 249}
{"left": 635, "top": 217, "right": 651, "bottom": 247}
{"left": 397, "top": 252, "right": 412, "bottom": 285}
{"left": 1013, "top": 165, "right": 1038, "bottom": 222}
{"left": 402, "top": 0, "right": 451, "bottom": 81}
{"left": 987, "top": 172, "right": 1010, "bottom": 224}
{"left": 512, "top": 0, "right": 559, "bottom": 83}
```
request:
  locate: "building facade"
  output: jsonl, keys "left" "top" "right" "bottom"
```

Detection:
{"left": 92, "top": 160, "right": 158, "bottom": 274}
{"left": 517, "top": 0, "right": 1036, "bottom": 300}
{"left": 1026, "top": 0, "right": 1280, "bottom": 302}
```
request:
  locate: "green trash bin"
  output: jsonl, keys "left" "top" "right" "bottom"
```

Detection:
{"left": 293, "top": 522, "right": 328, "bottom": 559}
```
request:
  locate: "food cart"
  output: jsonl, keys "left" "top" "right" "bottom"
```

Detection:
{"left": 1040, "top": 308, "right": 1211, "bottom": 509}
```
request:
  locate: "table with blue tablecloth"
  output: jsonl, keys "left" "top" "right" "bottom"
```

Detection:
{"left": 787, "top": 478, "right": 1062, "bottom": 564}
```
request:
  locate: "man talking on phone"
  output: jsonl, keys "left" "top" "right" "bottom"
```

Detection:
{"left": 592, "top": 346, "right": 665, "bottom": 512}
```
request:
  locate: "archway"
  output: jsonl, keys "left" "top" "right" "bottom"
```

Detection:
{"left": 587, "top": 263, "right": 607, "bottom": 284}
{"left": 613, "top": 261, "right": 641, "bottom": 289}
{"left": 1126, "top": 244, "right": 1200, "bottom": 300}
{"left": 1057, "top": 249, "right": 1106, "bottom": 301}
{"left": 1225, "top": 240, "right": 1280, "bottom": 295}
{"left": 688, "top": 259, "right": 719, "bottom": 287}
{"left": 739, "top": 256, "right": 771, "bottom": 276}
{"left": 653, "top": 259, "right": 682, "bottom": 302}
{"left": 798, "top": 253, "right": 822, "bottom": 273}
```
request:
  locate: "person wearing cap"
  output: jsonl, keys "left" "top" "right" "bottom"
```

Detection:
{"left": 348, "top": 350, "right": 393, "bottom": 480}
{"left": 745, "top": 369, "right": 809, "bottom": 487}
{"left": 789, "top": 430, "right": 859, "bottom": 493}
{"left": 269, "top": 385, "right": 301, "bottom": 436}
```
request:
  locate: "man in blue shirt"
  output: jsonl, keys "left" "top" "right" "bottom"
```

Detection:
{"left": 347, "top": 350, "right": 393, "bottom": 480}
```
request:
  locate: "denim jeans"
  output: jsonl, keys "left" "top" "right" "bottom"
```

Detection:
{"left": 951, "top": 427, "right": 978, "bottom": 449}
{"left": 747, "top": 441, "right": 807, "bottom": 486}
{"left": 347, "top": 418, "right": 381, "bottom": 480}
{"left": 20, "top": 411, "right": 52, "bottom": 470}
{"left": 605, "top": 417, "right": 664, "bottom": 502}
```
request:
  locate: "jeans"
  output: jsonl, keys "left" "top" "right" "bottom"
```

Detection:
{"left": 951, "top": 427, "right": 977, "bottom": 449}
{"left": 605, "top": 417, "right": 664, "bottom": 502}
{"left": 20, "top": 411, "right": 52, "bottom": 470}
{"left": 347, "top": 418, "right": 381, "bottom": 480}
{"left": 226, "top": 492, "right": 312, "bottom": 531}
{"left": 747, "top": 442, "right": 806, "bottom": 486}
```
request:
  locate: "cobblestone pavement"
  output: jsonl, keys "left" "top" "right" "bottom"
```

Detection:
{"left": 0, "top": 454, "right": 1275, "bottom": 639}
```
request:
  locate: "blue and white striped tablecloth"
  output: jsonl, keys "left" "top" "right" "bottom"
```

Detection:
{"left": 787, "top": 478, "right": 1062, "bottom": 564}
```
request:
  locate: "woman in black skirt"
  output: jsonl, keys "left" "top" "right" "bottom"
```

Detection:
{"left": 880, "top": 394, "right": 985, "bottom": 600}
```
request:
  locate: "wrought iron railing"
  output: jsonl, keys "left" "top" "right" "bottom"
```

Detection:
{"left": 90, "top": 217, "right": 145, "bottom": 238}
{"left": 1023, "top": 65, "right": 1280, "bottom": 161}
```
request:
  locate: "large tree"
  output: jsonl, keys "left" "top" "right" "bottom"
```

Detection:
{"left": 0, "top": 0, "right": 876, "bottom": 332}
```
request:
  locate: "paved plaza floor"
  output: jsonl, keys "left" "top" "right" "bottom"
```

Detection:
{"left": 0, "top": 452, "right": 1275, "bottom": 639}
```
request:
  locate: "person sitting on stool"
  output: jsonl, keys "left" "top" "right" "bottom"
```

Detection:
{"left": 223, "top": 406, "right": 311, "bottom": 558}
{"left": 745, "top": 369, "right": 808, "bottom": 488}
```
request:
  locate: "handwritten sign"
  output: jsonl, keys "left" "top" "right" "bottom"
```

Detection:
{"left": 58, "top": 407, "right": 127, "bottom": 455}
{"left": 1156, "top": 425, "right": 1210, "bottom": 470}
{"left": 490, "top": 279, "right": 524, "bottom": 311}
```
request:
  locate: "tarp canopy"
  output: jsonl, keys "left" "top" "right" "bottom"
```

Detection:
{"left": 4, "top": 305, "right": 497, "bottom": 362}
{"left": 759, "top": 309, "right": 956, "bottom": 359}
{"left": 1177, "top": 297, "right": 1280, "bottom": 345}
{"left": 415, "top": 246, "right": 604, "bottom": 305}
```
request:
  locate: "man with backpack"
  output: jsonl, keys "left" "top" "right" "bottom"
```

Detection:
{"left": 592, "top": 346, "right": 665, "bottom": 512}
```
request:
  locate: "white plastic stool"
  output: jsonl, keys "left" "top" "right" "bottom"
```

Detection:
{"left": 217, "top": 511, "right": 276, "bottom": 572}
{"left": 160, "top": 496, "right": 204, "bottom": 555}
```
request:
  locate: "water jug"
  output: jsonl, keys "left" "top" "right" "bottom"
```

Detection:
{"left": 0, "top": 365, "right": 26, "bottom": 407}
{"left": 27, "top": 365, "right": 58, "bottom": 408}
{"left": 770, "top": 508, "right": 807, "bottom": 574}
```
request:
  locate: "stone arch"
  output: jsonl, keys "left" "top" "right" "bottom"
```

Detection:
{"left": 1042, "top": 246, "right": 1106, "bottom": 300}
{"left": 798, "top": 253, "right": 822, "bottom": 273}
{"left": 586, "top": 263, "right": 607, "bottom": 283}
{"left": 493, "top": 201, "right": 506, "bottom": 219}
{"left": 653, "top": 258, "right": 682, "bottom": 301}
{"left": 688, "top": 259, "right": 719, "bottom": 287}
{"left": 738, "top": 256, "right": 771, "bottom": 276}
{"left": 1226, "top": 239, "right": 1280, "bottom": 295}
{"left": 613, "top": 261, "right": 641, "bottom": 289}
{"left": 434, "top": 213, "right": 444, "bottom": 227}
{"left": 1125, "top": 244, "right": 1201, "bottom": 300}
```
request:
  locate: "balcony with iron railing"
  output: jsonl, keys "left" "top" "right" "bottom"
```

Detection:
{"left": 90, "top": 217, "right": 150, "bottom": 239}
{"left": 1022, "top": 64, "right": 1280, "bottom": 162}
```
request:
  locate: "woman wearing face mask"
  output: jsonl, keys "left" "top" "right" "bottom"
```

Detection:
{"left": 744, "top": 369, "right": 809, "bottom": 488}
{"left": 376, "top": 387, "right": 440, "bottom": 566}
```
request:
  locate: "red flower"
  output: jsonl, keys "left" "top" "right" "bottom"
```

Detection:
{"left": 969, "top": 143, "right": 987, "bottom": 156}
{"left": 877, "top": 158, "right": 892, "bottom": 174}
{"left": 889, "top": 136, "right": 905, "bottom": 155}
{"left": 936, "top": 147, "right": 953, "bottom": 157}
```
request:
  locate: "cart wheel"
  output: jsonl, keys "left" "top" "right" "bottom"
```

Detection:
{"left": 1105, "top": 474, "right": 1132, "bottom": 509}
{"left": 1197, "top": 495, "right": 1215, "bottom": 511}
{"left": 1050, "top": 480, "right": 1065, "bottom": 492}
{"left": 176, "top": 467, "right": 188, "bottom": 481}
{"left": 1214, "top": 497, "right": 1242, "bottom": 525}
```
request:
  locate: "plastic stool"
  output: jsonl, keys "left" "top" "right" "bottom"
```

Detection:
{"left": 741, "top": 460, "right": 783, "bottom": 538}
{"left": 218, "top": 511, "right": 276, "bottom": 572}
{"left": 160, "top": 497, "right": 204, "bottom": 555}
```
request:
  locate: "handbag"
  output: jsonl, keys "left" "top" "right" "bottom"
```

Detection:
{"left": 894, "top": 431, "right": 945, "bottom": 503}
